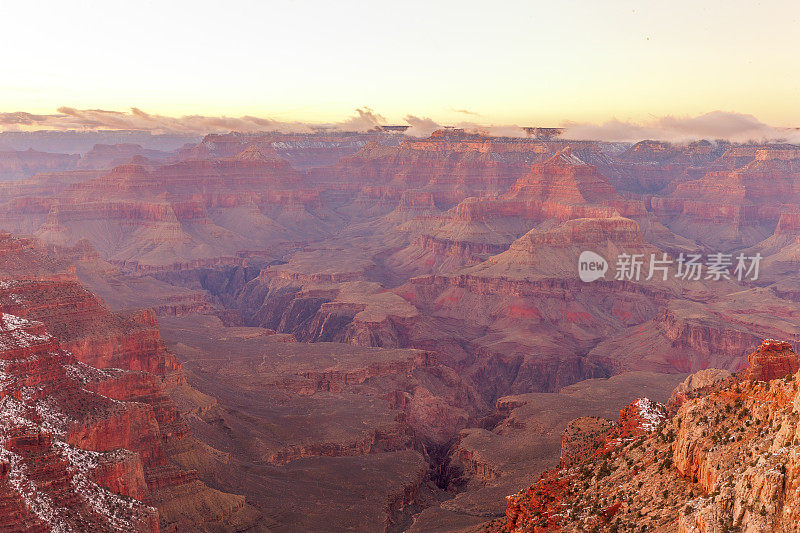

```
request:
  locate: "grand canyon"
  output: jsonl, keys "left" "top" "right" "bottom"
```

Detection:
{"left": 0, "top": 124, "right": 799, "bottom": 532}
{"left": 3, "top": 1, "right": 800, "bottom": 530}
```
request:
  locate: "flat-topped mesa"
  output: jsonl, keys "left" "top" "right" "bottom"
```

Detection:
{"left": 0, "top": 148, "right": 80, "bottom": 179}
{"left": 740, "top": 339, "right": 800, "bottom": 382}
{"left": 309, "top": 138, "right": 522, "bottom": 206}
{"left": 508, "top": 215, "right": 644, "bottom": 250}
{"left": 753, "top": 146, "right": 800, "bottom": 163}
{"left": 76, "top": 143, "right": 174, "bottom": 170}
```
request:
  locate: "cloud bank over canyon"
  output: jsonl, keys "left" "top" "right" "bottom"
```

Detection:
{"left": 1, "top": 107, "right": 797, "bottom": 143}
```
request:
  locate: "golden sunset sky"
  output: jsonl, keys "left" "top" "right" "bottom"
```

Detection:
{"left": 2, "top": 0, "right": 799, "bottom": 127}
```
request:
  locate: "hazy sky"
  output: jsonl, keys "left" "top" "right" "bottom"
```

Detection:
{"left": 2, "top": 0, "right": 800, "bottom": 127}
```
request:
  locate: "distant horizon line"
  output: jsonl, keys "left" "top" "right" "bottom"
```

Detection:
{"left": 1, "top": 107, "right": 799, "bottom": 144}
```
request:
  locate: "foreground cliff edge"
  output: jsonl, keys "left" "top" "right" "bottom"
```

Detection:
{"left": 0, "top": 234, "right": 261, "bottom": 531}
{"left": 499, "top": 340, "right": 800, "bottom": 532}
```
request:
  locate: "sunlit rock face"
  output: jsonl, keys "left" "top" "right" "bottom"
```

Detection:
{"left": 501, "top": 343, "right": 800, "bottom": 533}
{"left": 741, "top": 339, "right": 800, "bottom": 382}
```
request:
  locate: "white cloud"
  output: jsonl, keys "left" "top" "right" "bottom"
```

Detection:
{"left": 561, "top": 111, "right": 800, "bottom": 143}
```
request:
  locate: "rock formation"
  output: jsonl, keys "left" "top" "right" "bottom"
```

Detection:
{"left": 0, "top": 312, "right": 160, "bottom": 532}
{"left": 0, "top": 149, "right": 80, "bottom": 180}
{"left": 499, "top": 340, "right": 800, "bottom": 532}
{"left": 652, "top": 146, "right": 800, "bottom": 249}
{"left": 740, "top": 339, "right": 800, "bottom": 381}
{"left": 3, "top": 130, "right": 800, "bottom": 531}
{"left": 0, "top": 232, "right": 260, "bottom": 531}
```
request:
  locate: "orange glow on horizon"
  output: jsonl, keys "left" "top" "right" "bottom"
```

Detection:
{"left": 2, "top": 0, "right": 799, "bottom": 130}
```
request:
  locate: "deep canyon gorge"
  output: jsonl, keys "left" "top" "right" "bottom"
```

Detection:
{"left": 1, "top": 128, "right": 800, "bottom": 532}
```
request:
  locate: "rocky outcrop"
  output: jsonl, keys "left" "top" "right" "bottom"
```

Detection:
{"left": 0, "top": 233, "right": 260, "bottom": 531}
{"left": 558, "top": 417, "right": 615, "bottom": 469}
{"left": 669, "top": 368, "right": 732, "bottom": 406}
{"left": 659, "top": 308, "right": 767, "bottom": 366}
{"left": 740, "top": 339, "right": 800, "bottom": 381}
{"left": 499, "top": 341, "right": 800, "bottom": 533}
{"left": 503, "top": 396, "right": 669, "bottom": 531}
{"left": 0, "top": 277, "right": 182, "bottom": 379}
{"left": 0, "top": 312, "right": 161, "bottom": 531}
